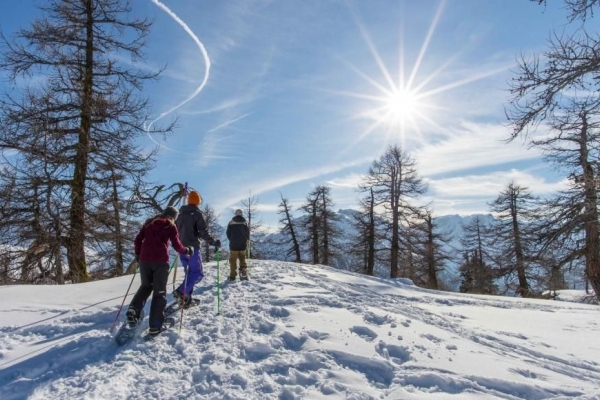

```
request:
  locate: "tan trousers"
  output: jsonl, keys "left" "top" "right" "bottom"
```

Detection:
{"left": 229, "top": 250, "right": 247, "bottom": 277}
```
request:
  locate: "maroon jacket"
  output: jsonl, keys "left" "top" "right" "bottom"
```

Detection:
{"left": 134, "top": 216, "right": 187, "bottom": 263}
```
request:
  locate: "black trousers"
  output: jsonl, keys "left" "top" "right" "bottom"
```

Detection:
{"left": 129, "top": 261, "right": 169, "bottom": 329}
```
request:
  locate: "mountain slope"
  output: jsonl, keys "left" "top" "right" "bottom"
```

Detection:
{"left": 1, "top": 260, "right": 599, "bottom": 399}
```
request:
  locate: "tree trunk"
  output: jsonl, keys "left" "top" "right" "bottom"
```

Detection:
{"left": 322, "top": 193, "right": 330, "bottom": 266}
{"left": 288, "top": 213, "right": 301, "bottom": 263}
{"left": 312, "top": 209, "right": 319, "bottom": 264}
{"left": 426, "top": 216, "right": 438, "bottom": 290}
{"left": 311, "top": 197, "right": 320, "bottom": 264}
{"left": 111, "top": 170, "right": 124, "bottom": 276}
{"left": 580, "top": 120, "right": 600, "bottom": 301}
{"left": 511, "top": 195, "right": 530, "bottom": 297}
{"left": 67, "top": 0, "right": 94, "bottom": 283}
{"left": 390, "top": 214, "right": 399, "bottom": 278}
{"left": 367, "top": 189, "right": 375, "bottom": 276}
{"left": 55, "top": 239, "right": 64, "bottom": 285}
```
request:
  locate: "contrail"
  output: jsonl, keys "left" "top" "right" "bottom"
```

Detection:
{"left": 146, "top": 0, "right": 211, "bottom": 149}
{"left": 207, "top": 113, "right": 252, "bottom": 133}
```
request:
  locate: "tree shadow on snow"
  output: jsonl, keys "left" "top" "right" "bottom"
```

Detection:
{"left": 0, "top": 311, "right": 124, "bottom": 400}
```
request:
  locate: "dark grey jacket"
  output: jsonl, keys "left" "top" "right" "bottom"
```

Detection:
{"left": 226, "top": 215, "right": 249, "bottom": 251}
{"left": 176, "top": 204, "right": 215, "bottom": 249}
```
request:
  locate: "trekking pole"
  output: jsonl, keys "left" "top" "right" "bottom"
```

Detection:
{"left": 247, "top": 239, "right": 251, "bottom": 278}
{"left": 167, "top": 256, "right": 178, "bottom": 275}
{"left": 171, "top": 252, "right": 179, "bottom": 292}
{"left": 172, "top": 184, "right": 187, "bottom": 291}
{"left": 178, "top": 257, "right": 190, "bottom": 333}
{"left": 175, "top": 181, "right": 189, "bottom": 331}
{"left": 216, "top": 249, "right": 221, "bottom": 315}
{"left": 110, "top": 267, "right": 138, "bottom": 332}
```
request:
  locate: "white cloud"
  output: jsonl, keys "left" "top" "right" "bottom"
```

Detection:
{"left": 421, "top": 168, "right": 569, "bottom": 217}
{"left": 326, "top": 173, "right": 365, "bottom": 188}
{"left": 428, "top": 169, "right": 568, "bottom": 198}
{"left": 216, "top": 158, "right": 373, "bottom": 214}
{"left": 414, "top": 120, "right": 542, "bottom": 176}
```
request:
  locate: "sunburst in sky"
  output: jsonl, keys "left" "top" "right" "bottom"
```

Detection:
{"left": 338, "top": 0, "right": 511, "bottom": 152}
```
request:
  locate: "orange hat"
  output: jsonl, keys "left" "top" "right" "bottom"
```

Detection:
{"left": 188, "top": 191, "right": 201, "bottom": 206}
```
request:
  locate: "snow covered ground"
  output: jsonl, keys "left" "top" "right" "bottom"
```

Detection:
{"left": 1, "top": 260, "right": 599, "bottom": 399}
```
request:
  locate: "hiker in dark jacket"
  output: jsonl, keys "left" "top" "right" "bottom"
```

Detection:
{"left": 173, "top": 190, "right": 221, "bottom": 306}
{"left": 127, "top": 206, "right": 192, "bottom": 335}
{"left": 226, "top": 209, "right": 250, "bottom": 280}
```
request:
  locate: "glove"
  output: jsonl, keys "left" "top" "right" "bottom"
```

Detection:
{"left": 135, "top": 254, "right": 140, "bottom": 263}
{"left": 213, "top": 239, "right": 221, "bottom": 252}
{"left": 186, "top": 246, "right": 194, "bottom": 256}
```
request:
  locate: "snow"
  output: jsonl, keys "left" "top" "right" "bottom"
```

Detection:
{"left": 1, "top": 260, "right": 599, "bottom": 399}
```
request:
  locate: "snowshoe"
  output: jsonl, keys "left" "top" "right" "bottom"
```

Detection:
{"left": 143, "top": 317, "right": 175, "bottom": 341}
{"left": 114, "top": 309, "right": 145, "bottom": 346}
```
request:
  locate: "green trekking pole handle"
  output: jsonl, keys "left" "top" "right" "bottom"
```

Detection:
{"left": 216, "top": 249, "right": 221, "bottom": 315}
{"left": 168, "top": 255, "right": 178, "bottom": 274}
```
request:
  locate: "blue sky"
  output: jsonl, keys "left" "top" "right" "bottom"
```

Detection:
{"left": 3, "top": 0, "right": 599, "bottom": 229}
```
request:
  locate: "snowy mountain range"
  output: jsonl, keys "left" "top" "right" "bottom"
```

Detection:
{"left": 1, "top": 260, "right": 598, "bottom": 399}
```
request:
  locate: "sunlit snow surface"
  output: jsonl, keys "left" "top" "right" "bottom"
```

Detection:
{"left": 1, "top": 260, "right": 599, "bottom": 399}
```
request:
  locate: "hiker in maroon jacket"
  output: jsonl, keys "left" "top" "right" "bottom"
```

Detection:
{"left": 126, "top": 206, "right": 192, "bottom": 335}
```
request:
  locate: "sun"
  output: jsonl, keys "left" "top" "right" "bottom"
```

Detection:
{"left": 356, "top": 85, "right": 429, "bottom": 134}
{"left": 332, "top": 1, "right": 511, "bottom": 151}
{"left": 384, "top": 89, "right": 420, "bottom": 124}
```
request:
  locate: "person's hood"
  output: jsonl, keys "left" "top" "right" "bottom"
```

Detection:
{"left": 147, "top": 217, "right": 175, "bottom": 230}
{"left": 179, "top": 204, "right": 200, "bottom": 215}
{"left": 231, "top": 215, "right": 246, "bottom": 223}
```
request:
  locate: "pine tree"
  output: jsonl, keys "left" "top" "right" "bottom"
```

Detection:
{"left": 276, "top": 194, "right": 302, "bottom": 263}
{"left": 316, "top": 186, "right": 342, "bottom": 267}
{"left": 351, "top": 188, "right": 379, "bottom": 275}
{"left": 459, "top": 217, "right": 497, "bottom": 294}
{"left": 459, "top": 252, "right": 474, "bottom": 293}
{"left": 300, "top": 189, "right": 321, "bottom": 264}
{"left": 0, "top": 0, "right": 170, "bottom": 283}
{"left": 510, "top": 0, "right": 600, "bottom": 301}
{"left": 298, "top": 185, "right": 341, "bottom": 266}
{"left": 416, "top": 213, "right": 453, "bottom": 290}
{"left": 361, "top": 145, "right": 427, "bottom": 278}
{"left": 488, "top": 182, "right": 540, "bottom": 297}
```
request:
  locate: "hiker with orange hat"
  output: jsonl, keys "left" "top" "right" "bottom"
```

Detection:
{"left": 173, "top": 190, "right": 221, "bottom": 307}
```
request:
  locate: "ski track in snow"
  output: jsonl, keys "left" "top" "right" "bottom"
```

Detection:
{"left": 0, "top": 260, "right": 599, "bottom": 399}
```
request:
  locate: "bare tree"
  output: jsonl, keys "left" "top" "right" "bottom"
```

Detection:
{"left": 300, "top": 189, "right": 321, "bottom": 264}
{"left": 532, "top": 0, "right": 600, "bottom": 21}
{"left": 316, "top": 186, "right": 342, "bottom": 267}
{"left": 361, "top": 145, "right": 427, "bottom": 278}
{"left": 459, "top": 216, "right": 497, "bottom": 294}
{"left": 298, "top": 185, "right": 342, "bottom": 266}
{"left": 509, "top": 32, "right": 600, "bottom": 300}
{"left": 0, "top": 0, "right": 172, "bottom": 283}
{"left": 200, "top": 204, "right": 224, "bottom": 263}
{"left": 488, "top": 182, "right": 540, "bottom": 297}
{"left": 240, "top": 191, "right": 262, "bottom": 259}
{"left": 276, "top": 194, "right": 302, "bottom": 263}
{"left": 417, "top": 212, "right": 453, "bottom": 290}
{"left": 0, "top": 151, "right": 70, "bottom": 284}
{"left": 123, "top": 183, "right": 186, "bottom": 274}
{"left": 351, "top": 188, "right": 379, "bottom": 275}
